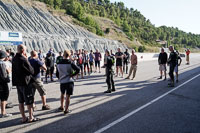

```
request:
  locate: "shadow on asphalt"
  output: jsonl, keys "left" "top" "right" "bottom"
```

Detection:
{"left": 1, "top": 66, "right": 200, "bottom": 133}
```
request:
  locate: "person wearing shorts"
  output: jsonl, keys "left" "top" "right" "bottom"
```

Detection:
{"left": 0, "top": 50, "right": 12, "bottom": 118}
{"left": 57, "top": 49, "right": 80, "bottom": 114}
{"left": 89, "top": 50, "right": 94, "bottom": 73}
{"left": 94, "top": 49, "right": 102, "bottom": 73}
{"left": 76, "top": 49, "right": 84, "bottom": 79}
{"left": 158, "top": 48, "right": 168, "bottom": 80}
{"left": 29, "top": 50, "right": 50, "bottom": 110}
{"left": 83, "top": 50, "right": 90, "bottom": 75}
{"left": 12, "top": 45, "right": 39, "bottom": 123}
{"left": 115, "top": 48, "right": 124, "bottom": 78}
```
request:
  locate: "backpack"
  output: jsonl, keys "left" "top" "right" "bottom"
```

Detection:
{"left": 77, "top": 54, "right": 83, "bottom": 65}
{"left": 107, "top": 56, "right": 115, "bottom": 68}
{"left": 111, "top": 56, "right": 115, "bottom": 66}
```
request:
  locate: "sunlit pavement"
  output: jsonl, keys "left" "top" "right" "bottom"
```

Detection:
{"left": 1, "top": 54, "right": 200, "bottom": 133}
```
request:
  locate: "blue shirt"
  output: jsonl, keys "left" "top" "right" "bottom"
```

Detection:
{"left": 29, "top": 58, "right": 44, "bottom": 78}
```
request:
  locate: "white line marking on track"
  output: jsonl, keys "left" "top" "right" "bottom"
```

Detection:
{"left": 94, "top": 73, "right": 200, "bottom": 133}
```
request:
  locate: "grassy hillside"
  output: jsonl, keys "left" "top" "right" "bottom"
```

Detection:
{"left": 36, "top": 0, "right": 200, "bottom": 52}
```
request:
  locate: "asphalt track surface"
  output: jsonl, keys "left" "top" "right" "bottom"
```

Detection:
{"left": 0, "top": 55, "right": 200, "bottom": 133}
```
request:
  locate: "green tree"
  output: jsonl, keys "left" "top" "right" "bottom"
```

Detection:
{"left": 122, "top": 21, "right": 131, "bottom": 33}
{"left": 54, "top": 0, "right": 61, "bottom": 9}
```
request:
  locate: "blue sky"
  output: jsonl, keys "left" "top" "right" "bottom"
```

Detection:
{"left": 110, "top": 0, "right": 200, "bottom": 34}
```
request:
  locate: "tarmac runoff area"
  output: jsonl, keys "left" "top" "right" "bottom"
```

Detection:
{"left": 0, "top": 54, "right": 200, "bottom": 133}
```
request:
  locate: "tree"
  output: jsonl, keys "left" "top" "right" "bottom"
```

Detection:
{"left": 122, "top": 20, "right": 131, "bottom": 33}
{"left": 67, "top": 1, "right": 85, "bottom": 20}
{"left": 45, "top": 0, "right": 54, "bottom": 7}
{"left": 54, "top": 0, "right": 61, "bottom": 9}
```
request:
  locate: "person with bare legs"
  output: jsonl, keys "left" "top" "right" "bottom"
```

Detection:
{"left": 89, "top": 50, "right": 94, "bottom": 74}
{"left": 76, "top": 49, "right": 84, "bottom": 79}
{"left": 94, "top": 49, "right": 102, "bottom": 73}
{"left": 12, "top": 44, "right": 39, "bottom": 123}
{"left": 125, "top": 49, "right": 138, "bottom": 80}
{"left": 56, "top": 49, "right": 80, "bottom": 114}
{"left": 0, "top": 50, "right": 12, "bottom": 118}
{"left": 115, "top": 48, "right": 123, "bottom": 78}
{"left": 158, "top": 48, "right": 168, "bottom": 80}
{"left": 29, "top": 51, "right": 50, "bottom": 110}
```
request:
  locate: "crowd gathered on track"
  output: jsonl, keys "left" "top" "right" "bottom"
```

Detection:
{"left": 0, "top": 44, "right": 190, "bottom": 123}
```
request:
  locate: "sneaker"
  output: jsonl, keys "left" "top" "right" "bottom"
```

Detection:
{"left": 33, "top": 105, "right": 37, "bottom": 111}
{"left": 158, "top": 76, "right": 162, "bottom": 79}
{"left": 64, "top": 110, "right": 71, "bottom": 115}
{"left": 104, "top": 90, "right": 111, "bottom": 93}
{"left": 42, "top": 105, "right": 51, "bottom": 110}
{"left": 125, "top": 77, "right": 129, "bottom": 79}
{"left": 6, "top": 103, "right": 13, "bottom": 109}
{"left": 131, "top": 78, "right": 134, "bottom": 80}
{"left": 111, "top": 88, "right": 116, "bottom": 92}
{"left": 57, "top": 107, "right": 64, "bottom": 112}
{"left": 1, "top": 113, "right": 12, "bottom": 118}
{"left": 168, "top": 83, "right": 175, "bottom": 87}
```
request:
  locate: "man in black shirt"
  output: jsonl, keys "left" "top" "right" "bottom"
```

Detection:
{"left": 45, "top": 52, "right": 54, "bottom": 82}
{"left": 174, "top": 51, "right": 182, "bottom": 83}
{"left": 104, "top": 51, "right": 115, "bottom": 93}
{"left": 167, "top": 46, "right": 177, "bottom": 87}
{"left": 115, "top": 48, "right": 123, "bottom": 78}
{"left": 123, "top": 49, "right": 130, "bottom": 74}
{"left": 12, "top": 44, "right": 39, "bottom": 123}
{"left": 158, "top": 48, "right": 168, "bottom": 80}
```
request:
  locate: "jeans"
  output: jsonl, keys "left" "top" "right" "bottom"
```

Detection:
{"left": 106, "top": 68, "right": 115, "bottom": 91}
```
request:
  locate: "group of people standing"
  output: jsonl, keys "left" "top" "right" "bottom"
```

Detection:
{"left": 158, "top": 46, "right": 183, "bottom": 87}
{"left": 0, "top": 44, "right": 190, "bottom": 123}
{"left": 0, "top": 45, "right": 138, "bottom": 122}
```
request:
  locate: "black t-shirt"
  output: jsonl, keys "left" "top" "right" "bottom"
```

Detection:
{"left": 123, "top": 51, "right": 130, "bottom": 61}
{"left": 45, "top": 56, "right": 54, "bottom": 67}
{"left": 29, "top": 58, "right": 43, "bottom": 78}
{"left": 115, "top": 52, "right": 123, "bottom": 63}
{"left": 168, "top": 51, "right": 177, "bottom": 65}
{"left": 158, "top": 52, "right": 168, "bottom": 64}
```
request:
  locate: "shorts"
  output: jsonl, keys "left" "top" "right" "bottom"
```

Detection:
{"left": 116, "top": 60, "right": 122, "bottom": 67}
{"left": 159, "top": 64, "right": 167, "bottom": 71}
{"left": 17, "top": 85, "right": 35, "bottom": 105}
{"left": 89, "top": 61, "right": 94, "bottom": 66}
{"left": 32, "top": 78, "right": 46, "bottom": 96}
{"left": 60, "top": 82, "right": 74, "bottom": 95}
{"left": 174, "top": 65, "right": 178, "bottom": 73}
{"left": 95, "top": 61, "right": 100, "bottom": 67}
{"left": 0, "top": 84, "right": 9, "bottom": 101}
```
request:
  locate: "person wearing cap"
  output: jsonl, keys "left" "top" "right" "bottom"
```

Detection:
{"left": 0, "top": 50, "right": 12, "bottom": 118}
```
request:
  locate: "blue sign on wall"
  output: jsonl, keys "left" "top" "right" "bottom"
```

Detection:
{"left": 9, "top": 32, "right": 19, "bottom": 37}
